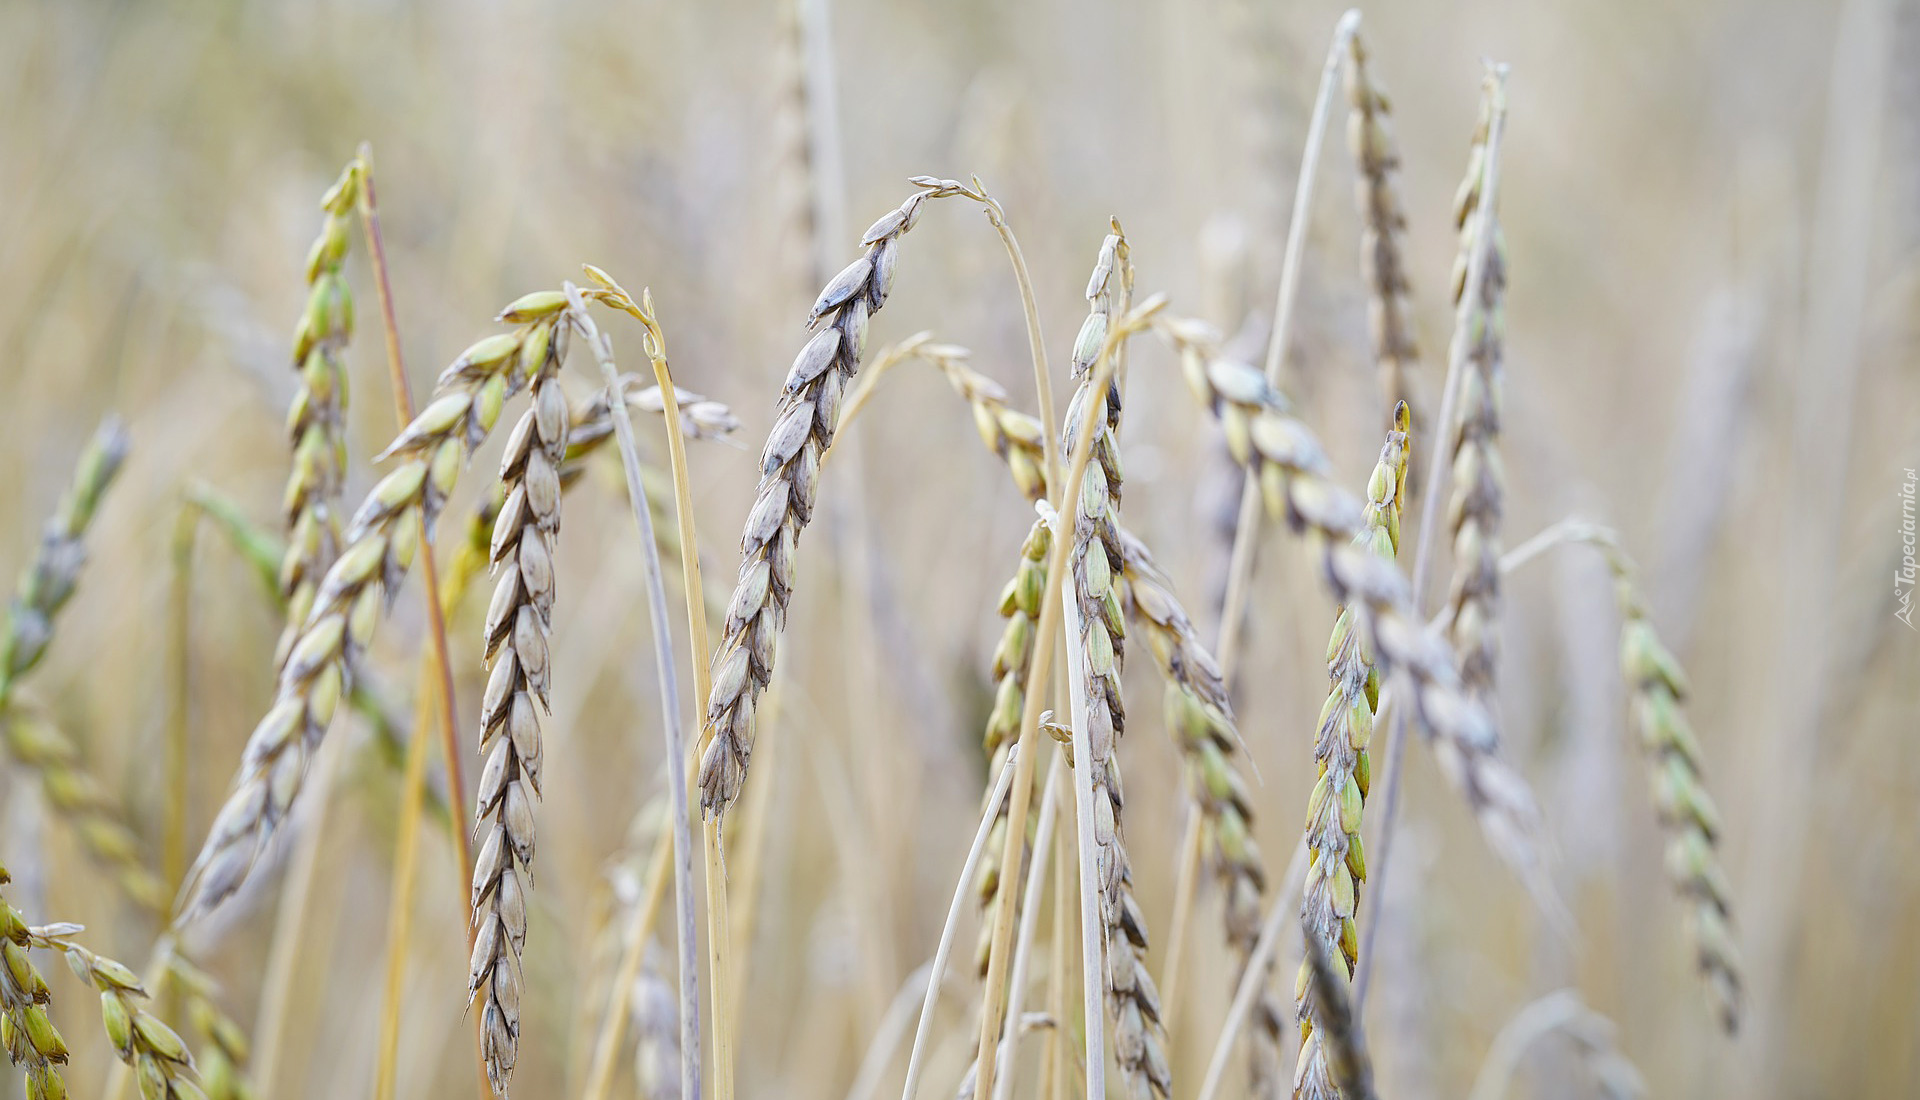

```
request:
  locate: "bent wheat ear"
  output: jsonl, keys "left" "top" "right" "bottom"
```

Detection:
{"left": 277, "top": 159, "right": 361, "bottom": 671}
{"left": 181, "top": 294, "right": 571, "bottom": 921}
{"left": 1444, "top": 77, "right": 1509, "bottom": 709}
{"left": 1296, "top": 405, "right": 1407, "bottom": 1100}
{"left": 1, "top": 864, "right": 71, "bottom": 1100}
{"left": 466, "top": 296, "right": 574, "bottom": 1096}
{"left": 698, "top": 179, "right": 972, "bottom": 818}
{"left": 1156, "top": 315, "right": 1558, "bottom": 914}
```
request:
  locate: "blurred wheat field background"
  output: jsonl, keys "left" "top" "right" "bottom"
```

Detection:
{"left": 1, "top": 1, "right": 1917, "bottom": 1099}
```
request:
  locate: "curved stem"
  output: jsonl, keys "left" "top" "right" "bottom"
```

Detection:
{"left": 988, "top": 751, "right": 1065, "bottom": 1100}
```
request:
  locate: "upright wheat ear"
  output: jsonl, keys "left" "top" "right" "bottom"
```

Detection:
{"left": 699, "top": 178, "right": 973, "bottom": 819}
{"left": 1343, "top": 33, "right": 1423, "bottom": 450}
{"left": 1296, "top": 404, "right": 1407, "bottom": 1100}
{"left": 1444, "top": 78, "right": 1509, "bottom": 709}
{"left": 181, "top": 292, "right": 572, "bottom": 921}
{"left": 277, "top": 159, "right": 360, "bottom": 671}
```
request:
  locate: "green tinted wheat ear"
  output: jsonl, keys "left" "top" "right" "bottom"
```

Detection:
{"left": 182, "top": 293, "right": 572, "bottom": 920}
{"left": 276, "top": 160, "right": 360, "bottom": 671}
{"left": 29, "top": 929, "right": 204, "bottom": 1100}
{"left": 1063, "top": 226, "right": 1171, "bottom": 1100}
{"left": 3, "top": 713, "right": 167, "bottom": 911}
{"left": 1155, "top": 315, "right": 1556, "bottom": 908}
{"left": 1343, "top": 33, "right": 1423, "bottom": 447}
{"left": 2, "top": 865, "right": 70, "bottom": 1100}
{"left": 1118, "top": 530, "right": 1286, "bottom": 1093}
{"left": 1444, "top": 79, "right": 1510, "bottom": 707}
{"left": 467, "top": 291, "right": 575, "bottom": 1096}
{"left": 0, "top": 417, "right": 129, "bottom": 709}
{"left": 700, "top": 178, "right": 973, "bottom": 818}
{"left": 1295, "top": 405, "right": 1407, "bottom": 1100}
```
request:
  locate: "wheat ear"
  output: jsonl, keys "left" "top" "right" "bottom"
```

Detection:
{"left": 462, "top": 291, "right": 578, "bottom": 1094}
{"left": 1504, "top": 521, "right": 1743, "bottom": 1031}
{"left": 1062, "top": 225, "right": 1171, "bottom": 1100}
{"left": 2, "top": 864, "right": 70, "bottom": 1100}
{"left": 181, "top": 291, "right": 571, "bottom": 920}
{"left": 22, "top": 921, "right": 201, "bottom": 1100}
{"left": 1443, "top": 79, "right": 1510, "bottom": 709}
{"left": 1295, "top": 406, "right": 1407, "bottom": 1100}
{"left": 1344, "top": 32, "right": 1424, "bottom": 450}
{"left": 276, "top": 159, "right": 359, "bottom": 670}
{"left": 1156, "top": 314, "right": 1557, "bottom": 911}
{"left": 1300, "top": 931, "right": 1377, "bottom": 1100}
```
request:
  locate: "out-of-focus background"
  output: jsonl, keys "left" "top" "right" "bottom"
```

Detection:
{"left": 1, "top": 0, "right": 1916, "bottom": 1097}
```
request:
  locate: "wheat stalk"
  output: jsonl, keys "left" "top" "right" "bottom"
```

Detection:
{"left": 1155, "top": 313, "right": 1558, "bottom": 913}
{"left": 1295, "top": 406, "right": 1407, "bottom": 1100}
{"left": 1466, "top": 988, "right": 1646, "bottom": 1100}
{"left": 1504, "top": 521, "right": 1744, "bottom": 1031}
{"left": 275, "top": 159, "right": 359, "bottom": 671}
{"left": 181, "top": 291, "right": 571, "bottom": 920}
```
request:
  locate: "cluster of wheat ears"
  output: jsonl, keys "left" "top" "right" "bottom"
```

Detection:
{"left": 0, "top": 9, "right": 1747, "bottom": 1100}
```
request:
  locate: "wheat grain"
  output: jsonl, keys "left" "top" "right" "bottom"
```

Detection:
{"left": 698, "top": 178, "right": 975, "bottom": 818}
{"left": 26, "top": 927, "right": 204, "bottom": 1100}
{"left": 181, "top": 291, "right": 572, "bottom": 920}
{"left": 1295, "top": 406, "right": 1407, "bottom": 1100}
{"left": 1156, "top": 314, "right": 1557, "bottom": 910}
{"left": 1343, "top": 31, "right": 1424, "bottom": 447}
{"left": 1444, "top": 75, "right": 1510, "bottom": 709}
{"left": 276, "top": 159, "right": 360, "bottom": 671}
{"left": 1299, "top": 931, "right": 1377, "bottom": 1100}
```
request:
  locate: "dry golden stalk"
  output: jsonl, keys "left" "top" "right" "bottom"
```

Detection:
{"left": 1118, "top": 530, "right": 1285, "bottom": 1090}
{"left": 1156, "top": 314, "right": 1556, "bottom": 908}
{"left": 1063, "top": 225, "right": 1170, "bottom": 1100}
{"left": 1295, "top": 406, "right": 1407, "bottom": 1100}
{"left": 275, "top": 160, "right": 360, "bottom": 671}
{"left": 181, "top": 292, "right": 572, "bottom": 920}
{"left": 699, "top": 178, "right": 974, "bottom": 818}
{"left": 1443, "top": 80, "right": 1510, "bottom": 709}
{"left": 465, "top": 295, "right": 575, "bottom": 1095}
{"left": 1299, "top": 932, "right": 1377, "bottom": 1100}
{"left": 1343, "top": 32, "right": 1423, "bottom": 447}
{"left": 1505, "top": 522, "right": 1743, "bottom": 1030}
{"left": 2, "top": 865, "right": 70, "bottom": 1100}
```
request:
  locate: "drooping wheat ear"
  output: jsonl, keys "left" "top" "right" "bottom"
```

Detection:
{"left": 1301, "top": 931, "right": 1378, "bottom": 1100}
{"left": 700, "top": 177, "right": 974, "bottom": 818}
{"left": 1118, "top": 528, "right": 1286, "bottom": 1091}
{"left": 0, "top": 417, "right": 129, "bottom": 710}
{"left": 1616, "top": 576, "right": 1742, "bottom": 1032}
{"left": 276, "top": 159, "right": 361, "bottom": 671}
{"left": 27, "top": 928, "right": 203, "bottom": 1100}
{"left": 466, "top": 294, "right": 576, "bottom": 1096}
{"left": 972, "top": 514, "right": 1050, "bottom": 977}
{"left": 2, "top": 864, "right": 70, "bottom": 1100}
{"left": 1443, "top": 77, "right": 1510, "bottom": 708}
{"left": 1505, "top": 523, "right": 1742, "bottom": 1030}
{"left": 1295, "top": 404, "right": 1408, "bottom": 1100}
{"left": 1156, "top": 314, "right": 1556, "bottom": 910}
{"left": 181, "top": 292, "right": 571, "bottom": 920}
{"left": 1343, "top": 32, "right": 1423, "bottom": 446}
{"left": 1064, "top": 226, "right": 1171, "bottom": 1100}
{"left": 2, "top": 712, "right": 167, "bottom": 913}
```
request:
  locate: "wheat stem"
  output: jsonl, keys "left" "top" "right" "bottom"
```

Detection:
{"left": 373, "top": 654, "right": 444, "bottom": 1100}
{"left": 900, "top": 747, "right": 1021, "bottom": 1100}
{"left": 1195, "top": 838, "right": 1309, "bottom": 1100}
{"left": 987, "top": 750, "right": 1064, "bottom": 1100}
